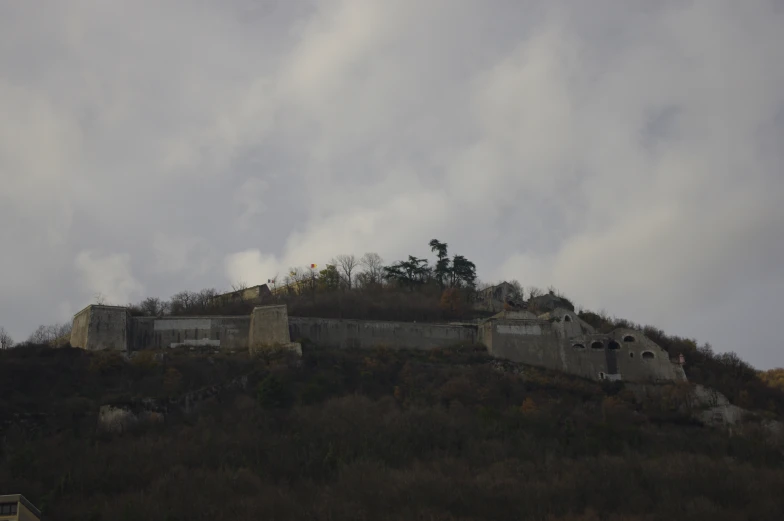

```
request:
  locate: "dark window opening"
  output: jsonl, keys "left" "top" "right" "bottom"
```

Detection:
{"left": 0, "top": 503, "right": 17, "bottom": 515}
{"left": 591, "top": 341, "right": 604, "bottom": 349}
{"left": 564, "top": 315, "right": 572, "bottom": 322}
{"left": 642, "top": 351, "right": 655, "bottom": 360}
{"left": 598, "top": 372, "right": 605, "bottom": 380}
{"left": 608, "top": 340, "right": 620, "bottom": 350}
{"left": 623, "top": 335, "right": 635, "bottom": 342}
{"left": 629, "top": 352, "right": 634, "bottom": 358}
{"left": 573, "top": 343, "right": 585, "bottom": 349}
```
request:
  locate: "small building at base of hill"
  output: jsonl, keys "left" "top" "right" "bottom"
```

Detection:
{"left": 0, "top": 494, "right": 41, "bottom": 521}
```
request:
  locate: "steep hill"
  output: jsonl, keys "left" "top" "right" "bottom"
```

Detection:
{"left": 1, "top": 343, "right": 783, "bottom": 520}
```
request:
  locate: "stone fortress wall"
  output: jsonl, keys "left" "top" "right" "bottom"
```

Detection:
{"left": 70, "top": 303, "right": 686, "bottom": 384}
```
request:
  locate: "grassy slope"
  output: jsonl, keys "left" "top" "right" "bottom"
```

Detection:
{"left": 1, "top": 344, "right": 783, "bottom": 521}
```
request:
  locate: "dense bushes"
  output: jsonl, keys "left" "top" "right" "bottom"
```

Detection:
{"left": 1, "top": 345, "right": 783, "bottom": 520}
{"left": 284, "top": 286, "right": 490, "bottom": 323}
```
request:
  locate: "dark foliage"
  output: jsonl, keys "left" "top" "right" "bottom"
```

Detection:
{"left": 1, "top": 345, "right": 783, "bottom": 520}
{"left": 284, "top": 286, "right": 492, "bottom": 323}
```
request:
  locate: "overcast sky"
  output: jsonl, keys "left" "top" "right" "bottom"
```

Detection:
{"left": 1, "top": 1, "right": 783, "bottom": 368}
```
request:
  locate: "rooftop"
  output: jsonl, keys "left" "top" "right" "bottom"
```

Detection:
{"left": 0, "top": 494, "right": 41, "bottom": 519}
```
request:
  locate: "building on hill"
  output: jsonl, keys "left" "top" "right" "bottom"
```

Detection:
{"left": 537, "top": 308, "right": 595, "bottom": 338}
{"left": 209, "top": 284, "right": 272, "bottom": 307}
{"left": 478, "top": 307, "right": 686, "bottom": 383}
{"left": 475, "top": 282, "right": 523, "bottom": 312}
{"left": 528, "top": 291, "right": 575, "bottom": 312}
{"left": 69, "top": 301, "right": 686, "bottom": 384}
{"left": 491, "top": 310, "right": 538, "bottom": 320}
{"left": 0, "top": 494, "right": 41, "bottom": 520}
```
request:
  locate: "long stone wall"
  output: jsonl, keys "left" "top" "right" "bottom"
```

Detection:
{"left": 128, "top": 316, "right": 251, "bottom": 351}
{"left": 288, "top": 317, "right": 477, "bottom": 350}
{"left": 484, "top": 319, "right": 686, "bottom": 383}
{"left": 70, "top": 304, "right": 686, "bottom": 384}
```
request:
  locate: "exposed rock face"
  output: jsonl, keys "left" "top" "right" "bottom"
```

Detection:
{"left": 96, "top": 374, "right": 250, "bottom": 433}
{"left": 690, "top": 384, "right": 747, "bottom": 426}
{"left": 97, "top": 405, "right": 164, "bottom": 434}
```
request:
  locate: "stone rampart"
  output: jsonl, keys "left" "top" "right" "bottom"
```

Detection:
{"left": 483, "top": 318, "right": 686, "bottom": 383}
{"left": 70, "top": 304, "right": 686, "bottom": 384}
{"left": 129, "top": 316, "right": 250, "bottom": 351}
{"left": 249, "top": 305, "right": 301, "bottom": 355}
{"left": 69, "top": 305, "right": 130, "bottom": 351}
{"left": 288, "top": 317, "right": 477, "bottom": 350}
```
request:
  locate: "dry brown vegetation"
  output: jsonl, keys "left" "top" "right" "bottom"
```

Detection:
{"left": 284, "top": 285, "right": 487, "bottom": 323}
{"left": 1, "top": 343, "right": 783, "bottom": 520}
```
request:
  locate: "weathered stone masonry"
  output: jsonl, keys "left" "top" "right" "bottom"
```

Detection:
{"left": 70, "top": 304, "right": 686, "bottom": 383}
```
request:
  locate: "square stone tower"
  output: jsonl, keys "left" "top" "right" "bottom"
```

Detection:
{"left": 70, "top": 305, "right": 130, "bottom": 351}
{"left": 248, "top": 305, "right": 301, "bottom": 356}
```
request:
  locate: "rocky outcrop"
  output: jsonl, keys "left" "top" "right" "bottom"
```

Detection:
{"left": 96, "top": 373, "right": 251, "bottom": 434}
{"left": 97, "top": 404, "right": 164, "bottom": 434}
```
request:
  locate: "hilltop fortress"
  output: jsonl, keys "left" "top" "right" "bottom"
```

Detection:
{"left": 70, "top": 288, "right": 687, "bottom": 384}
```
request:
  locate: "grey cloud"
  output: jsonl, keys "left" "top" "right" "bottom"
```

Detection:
{"left": 1, "top": 0, "right": 782, "bottom": 368}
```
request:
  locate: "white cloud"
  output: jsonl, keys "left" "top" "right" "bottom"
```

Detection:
{"left": 225, "top": 250, "right": 279, "bottom": 286}
{"left": 1, "top": 0, "right": 783, "bottom": 369}
{"left": 151, "top": 232, "right": 215, "bottom": 277}
{"left": 74, "top": 251, "right": 144, "bottom": 305}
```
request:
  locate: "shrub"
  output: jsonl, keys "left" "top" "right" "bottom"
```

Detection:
{"left": 256, "top": 375, "right": 292, "bottom": 409}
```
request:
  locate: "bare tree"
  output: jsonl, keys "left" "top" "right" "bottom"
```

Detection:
{"left": 282, "top": 275, "right": 294, "bottom": 295}
{"left": 546, "top": 285, "right": 563, "bottom": 297}
{"left": 231, "top": 281, "right": 249, "bottom": 292}
{"left": 194, "top": 288, "right": 219, "bottom": 309}
{"left": 359, "top": 252, "right": 385, "bottom": 287}
{"left": 288, "top": 267, "right": 308, "bottom": 294}
{"left": 528, "top": 286, "right": 544, "bottom": 300}
{"left": 140, "top": 297, "right": 168, "bottom": 317}
{"left": 306, "top": 266, "right": 319, "bottom": 294}
{"left": 475, "top": 279, "right": 493, "bottom": 292}
{"left": 27, "top": 322, "right": 71, "bottom": 346}
{"left": 0, "top": 327, "right": 13, "bottom": 349}
{"left": 267, "top": 274, "right": 280, "bottom": 298}
{"left": 94, "top": 292, "right": 107, "bottom": 305}
{"left": 169, "top": 291, "right": 195, "bottom": 314}
{"left": 333, "top": 254, "right": 359, "bottom": 289}
{"left": 509, "top": 280, "right": 524, "bottom": 301}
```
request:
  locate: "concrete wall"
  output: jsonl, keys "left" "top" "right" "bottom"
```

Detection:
{"left": 128, "top": 316, "right": 250, "bottom": 350}
{"left": 289, "top": 317, "right": 477, "bottom": 350}
{"left": 69, "top": 305, "right": 129, "bottom": 351}
{"left": 211, "top": 284, "right": 271, "bottom": 306}
{"left": 70, "top": 306, "right": 90, "bottom": 348}
{"left": 249, "top": 305, "right": 292, "bottom": 354}
{"left": 587, "top": 328, "right": 686, "bottom": 382}
{"left": 486, "top": 319, "right": 686, "bottom": 383}
{"left": 485, "top": 319, "right": 564, "bottom": 368}
{"left": 70, "top": 303, "right": 685, "bottom": 384}
{"left": 90, "top": 306, "right": 130, "bottom": 351}
{"left": 538, "top": 308, "right": 595, "bottom": 339}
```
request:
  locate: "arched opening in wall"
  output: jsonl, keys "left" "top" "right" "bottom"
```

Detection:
{"left": 642, "top": 351, "right": 655, "bottom": 360}
{"left": 564, "top": 315, "right": 572, "bottom": 322}
{"left": 591, "top": 341, "right": 604, "bottom": 349}
{"left": 608, "top": 340, "right": 620, "bottom": 350}
{"left": 573, "top": 343, "right": 585, "bottom": 349}
{"left": 623, "top": 335, "right": 635, "bottom": 342}
{"left": 629, "top": 352, "right": 634, "bottom": 358}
